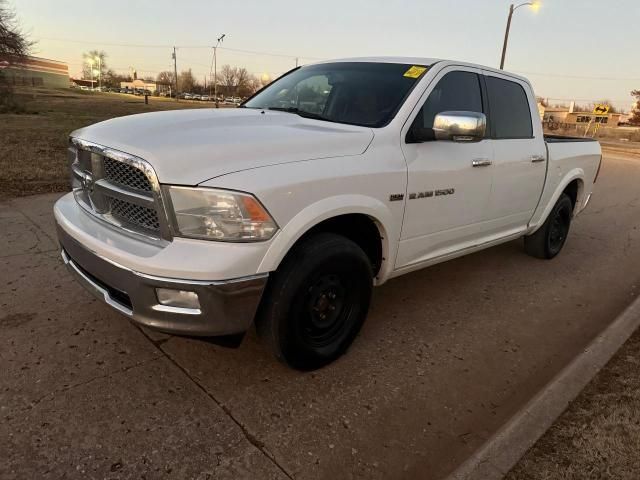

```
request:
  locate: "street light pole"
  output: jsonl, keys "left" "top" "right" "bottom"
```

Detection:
{"left": 499, "top": 2, "right": 539, "bottom": 70}
{"left": 211, "top": 33, "right": 225, "bottom": 108}
{"left": 88, "top": 58, "right": 94, "bottom": 89}
{"left": 96, "top": 56, "right": 102, "bottom": 90}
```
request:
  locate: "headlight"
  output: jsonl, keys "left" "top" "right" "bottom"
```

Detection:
{"left": 165, "top": 186, "right": 278, "bottom": 242}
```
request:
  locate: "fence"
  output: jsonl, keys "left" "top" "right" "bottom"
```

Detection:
{"left": 542, "top": 120, "right": 640, "bottom": 142}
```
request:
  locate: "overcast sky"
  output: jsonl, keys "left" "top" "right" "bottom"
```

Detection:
{"left": 13, "top": 0, "right": 640, "bottom": 111}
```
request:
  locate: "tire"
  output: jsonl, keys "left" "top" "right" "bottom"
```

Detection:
{"left": 524, "top": 193, "right": 573, "bottom": 259}
{"left": 256, "top": 233, "right": 373, "bottom": 370}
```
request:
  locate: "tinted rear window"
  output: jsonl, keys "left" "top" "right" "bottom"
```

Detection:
{"left": 486, "top": 76, "right": 533, "bottom": 139}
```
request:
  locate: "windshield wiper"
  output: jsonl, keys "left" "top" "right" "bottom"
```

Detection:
{"left": 266, "top": 107, "right": 333, "bottom": 122}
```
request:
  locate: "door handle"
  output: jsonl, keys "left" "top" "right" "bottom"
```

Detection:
{"left": 530, "top": 155, "right": 546, "bottom": 163}
{"left": 472, "top": 158, "right": 492, "bottom": 167}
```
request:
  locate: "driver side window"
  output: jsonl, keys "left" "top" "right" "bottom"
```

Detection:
{"left": 272, "top": 75, "right": 332, "bottom": 114}
{"left": 418, "top": 71, "right": 484, "bottom": 129}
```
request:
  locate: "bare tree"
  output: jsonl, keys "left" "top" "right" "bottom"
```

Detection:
{"left": 220, "top": 64, "right": 254, "bottom": 96}
{"left": 219, "top": 64, "right": 238, "bottom": 93}
{"left": 238, "top": 75, "right": 262, "bottom": 98}
{"left": 156, "top": 71, "right": 175, "bottom": 86}
{"left": 630, "top": 90, "right": 640, "bottom": 125}
{"left": 0, "top": 0, "right": 32, "bottom": 59}
{"left": 178, "top": 69, "right": 197, "bottom": 93}
{"left": 0, "top": 0, "right": 32, "bottom": 112}
{"left": 82, "top": 50, "right": 107, "bottom": 80}
{"left": 103, "top": 70, "right": 129, "bottom": 88}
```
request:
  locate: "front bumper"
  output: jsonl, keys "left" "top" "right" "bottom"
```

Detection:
{"left": 57, "top": 224, "right": 268, "bottom": 336}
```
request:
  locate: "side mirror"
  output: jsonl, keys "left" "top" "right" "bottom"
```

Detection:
{"left": 433, "top": 111, "right": 486, "bottom": 142}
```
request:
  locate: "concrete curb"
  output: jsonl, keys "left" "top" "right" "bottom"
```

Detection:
{"left": 446, "top": 294, "right": 640, "bottom": 480}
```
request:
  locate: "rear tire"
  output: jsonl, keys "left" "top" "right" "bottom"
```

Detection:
{"left": 256, "top": 233, "right": 373, "bottom": 370}
{"left": 524, "top": 193, "right": 573, "bottom": 259}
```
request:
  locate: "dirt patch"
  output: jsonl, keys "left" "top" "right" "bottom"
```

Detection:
{"left": 506, "top": 329, "right": 640, "bottom": 479}
{"left": 1, "top": 312, "right": 36, "bottom": 328}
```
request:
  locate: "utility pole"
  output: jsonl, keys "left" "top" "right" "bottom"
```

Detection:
{"left": 295, "top": 57, "right": 299, "bottom": 67}
{"left": 211, "top": 33, "right": 225, "bottom": 108}
{"left": 172, "top": 46, "right": 178, "bottom": 101}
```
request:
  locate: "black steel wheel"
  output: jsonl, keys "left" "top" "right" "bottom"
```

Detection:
{"left": 524, "top": 193, "right": 573, "bottom": 259}
{"left": 256, "top": 233, "right": 373, "bottom": 370}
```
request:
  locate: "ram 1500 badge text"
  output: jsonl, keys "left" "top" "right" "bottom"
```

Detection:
{"left": 54, "top": 58, "right": 602, "bottom": 370}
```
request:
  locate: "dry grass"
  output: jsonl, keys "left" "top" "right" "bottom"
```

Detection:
{"left": 506, "top": 330, "right": 640, "bottom": 480}
{"left": 0, "top": 87, "right": 216, "bottom": 199}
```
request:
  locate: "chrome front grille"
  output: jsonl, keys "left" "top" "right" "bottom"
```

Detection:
{"left": 69, "top": 138, "right": 170, "bottom": 242}
{"left": 111, "top": 198, "right": 161, "bottom": 231}
{"left": 103, "top": 157, "right": 153, "bottom": 192}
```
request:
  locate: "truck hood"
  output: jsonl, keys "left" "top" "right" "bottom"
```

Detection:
{"left": 72, "top": 108, "right": 374, "bottom": 185}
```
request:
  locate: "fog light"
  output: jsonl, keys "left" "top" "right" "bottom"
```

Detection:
{"left": 156, "top": 288, "right": 200, "bottom": 309}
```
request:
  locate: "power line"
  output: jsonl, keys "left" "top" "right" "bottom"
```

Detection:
{"left": 38, "top": 36, "right": 323, "bottom": 60}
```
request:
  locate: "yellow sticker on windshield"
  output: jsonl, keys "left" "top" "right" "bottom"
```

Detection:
{"left": 403, "top": 65, "right": 428, "bottom": 78}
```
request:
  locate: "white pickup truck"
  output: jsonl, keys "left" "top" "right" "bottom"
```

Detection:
{"left": 55, "top": 57, "right": 602, "bottom": 369}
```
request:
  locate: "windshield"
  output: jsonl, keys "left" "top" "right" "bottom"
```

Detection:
{"left": 243, "top": 62, "right": 429, "bottom": 128}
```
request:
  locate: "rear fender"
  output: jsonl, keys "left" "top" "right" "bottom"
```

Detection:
{"left": 527, "top": 169, "right": 585, "bottom": 234}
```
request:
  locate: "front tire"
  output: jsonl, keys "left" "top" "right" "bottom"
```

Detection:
{"left": 256, "top": 233, "right": 373, "bottom": 370}
{"left": 524, "top": 193, "right": 573, "bottom": 259}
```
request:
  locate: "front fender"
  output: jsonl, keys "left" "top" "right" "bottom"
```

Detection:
{"left": 257, "top": 194, "right": 396, "bottom": 283}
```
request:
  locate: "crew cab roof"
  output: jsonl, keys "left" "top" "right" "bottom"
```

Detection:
{"left": 311, "top": 56, "right": 530, "bottom": 84}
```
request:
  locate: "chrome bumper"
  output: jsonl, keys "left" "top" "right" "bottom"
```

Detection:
{"left": 57, "top": 225, "right": 268, "bottom": 336}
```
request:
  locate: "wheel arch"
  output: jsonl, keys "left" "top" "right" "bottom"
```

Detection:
{"left": 528, "top": 169, "right": 585, "bottom": 234}
{"left": 257, "top": 195, "right": 395, "bottom": 282}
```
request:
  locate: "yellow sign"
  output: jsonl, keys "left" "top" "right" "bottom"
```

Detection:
{"left": 592, "top": 104, "right": 610, "bottom": 115}
{"left": 404, "top": 66, "right": 428, "bottom": 79}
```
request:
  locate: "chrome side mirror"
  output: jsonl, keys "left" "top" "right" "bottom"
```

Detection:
{"left": 433, "top": 111, "right": 486, "bottom": 142}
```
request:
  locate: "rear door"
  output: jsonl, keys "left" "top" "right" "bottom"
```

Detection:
{"left": 396, "top": 67, "right": 494, "bottom": 269}
{"left": 482, "top": 72, "right": 547, "bottom": 234}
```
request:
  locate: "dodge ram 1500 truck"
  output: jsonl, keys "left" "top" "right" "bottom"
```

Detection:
{"left": 55, "top": 57, "right": 602, "bottom": 370}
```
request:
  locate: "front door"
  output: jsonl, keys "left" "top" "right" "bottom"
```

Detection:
{"left": 396, "top": 67, "right": 494, "bottom": 270}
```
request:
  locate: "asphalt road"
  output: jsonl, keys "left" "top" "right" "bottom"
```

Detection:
{"left": 2, "top": 153, "right": 640, "bottom": 480}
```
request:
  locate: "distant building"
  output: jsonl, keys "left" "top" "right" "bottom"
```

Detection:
{"left": 565, "top": 111, "right": 623, "bottom": 126}
{"left": 540, "top": 103, "right": 623, "bottom": 127}
{"left": 70, "top": 78, "right": 95, "bottom": 88}
{"left": 0, "top": 55, "right": 69, "bottom": 88}
{"left": 120, "top": 79, "right": 157, "bottom": 93}
{"left": 541, "top": 107, "right": 570, "bottom": 124}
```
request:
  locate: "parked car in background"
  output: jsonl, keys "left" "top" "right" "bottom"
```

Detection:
{"left": 55, "top": 57, "right": 602, "bottom": 370}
